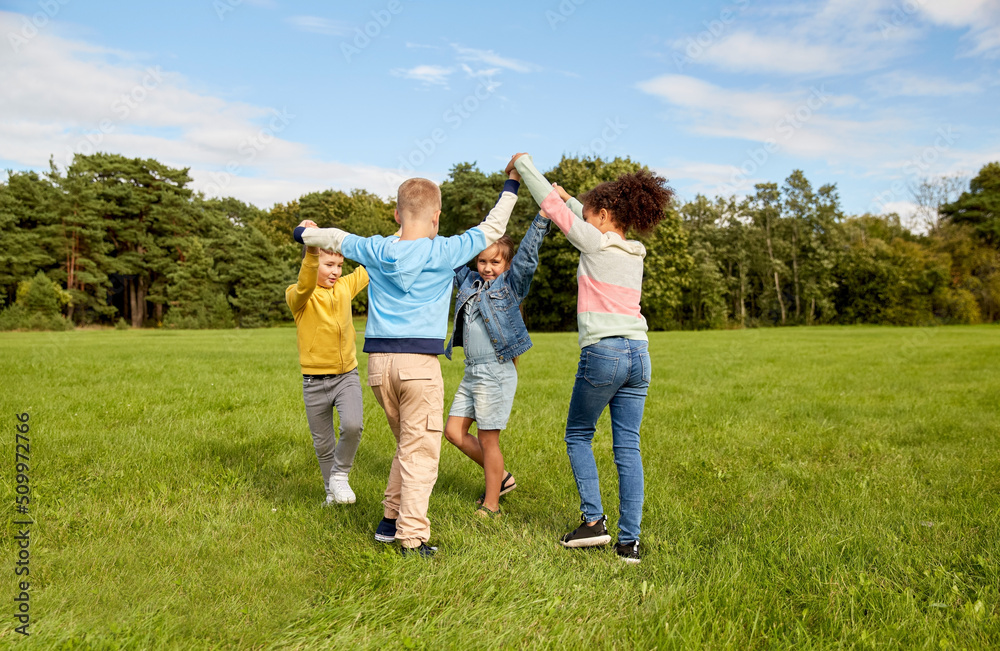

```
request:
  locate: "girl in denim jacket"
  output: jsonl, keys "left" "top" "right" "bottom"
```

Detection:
{"left": 444, "top": 210, "right": 550, "bottom": 517}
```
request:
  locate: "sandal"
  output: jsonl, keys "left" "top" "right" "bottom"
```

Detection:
{"left": 475, "top": 504, "right": 501, "bottom": 519}
{"left": 476, "top": 472, "right": 516, "bottom": 505}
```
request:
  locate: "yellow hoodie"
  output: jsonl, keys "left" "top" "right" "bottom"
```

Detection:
{"left": 285, "top": 252, "right": 369, "bottom": 375}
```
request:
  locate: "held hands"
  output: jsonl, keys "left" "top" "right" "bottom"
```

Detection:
{"left": 504, "top": 153, "right": 528, "bottom": 178}
{"left": 551, "top": 183, "right": 572, "bottom": 202}
{"left": 296, "top": 220, "right": 319, "bottom": 253}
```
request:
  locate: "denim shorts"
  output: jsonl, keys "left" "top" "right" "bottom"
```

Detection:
{"left": 448, "top": 359, "right": 518, "bottom": 430}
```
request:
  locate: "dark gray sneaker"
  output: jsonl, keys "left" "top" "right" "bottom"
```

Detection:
{"left": 374, "top": 517, "right": 396, "bottom": 543}
{"left": 615, "top": 540, "right": 640, "bottom": 564}
{"left": 399, "top": 542, "right": 437, "bottom": 558}
{"left": 559, "top": 514, "right": 612, "bottom": 548}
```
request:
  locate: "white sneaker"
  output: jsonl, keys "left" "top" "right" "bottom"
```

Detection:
{"left": 329, "top": 474, "right": 356, "bottom": 504}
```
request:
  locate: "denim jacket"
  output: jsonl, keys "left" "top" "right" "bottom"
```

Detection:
{"left": 445, "top": 214, "right": 551, "bottom": 362}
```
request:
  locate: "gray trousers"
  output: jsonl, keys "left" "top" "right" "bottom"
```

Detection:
{"left": 302, "top": 369, "right": 365, "bottom": 495}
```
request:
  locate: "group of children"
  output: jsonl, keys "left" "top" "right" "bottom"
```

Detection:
{"left": 286, "top": 153, "right": 673, "bottom": 563}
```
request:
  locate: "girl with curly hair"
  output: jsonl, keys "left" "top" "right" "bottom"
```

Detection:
{"left": 507, "top": 152, "right": 674, "bottom": 564}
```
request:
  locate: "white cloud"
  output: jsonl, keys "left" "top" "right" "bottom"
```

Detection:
{"left": 459, "top": 64, "right": 500, "bottom": 80}
{"left": 285, "top": 16, "right": 352, "bottom": 36}
{"left": 0, "top": 11, "right": 413, "bottom": 207}
{"left": 673, "top": 0, "right": 914, "bottom": 76}
{"left": 877, "top": 199, "right": 922, "bottom": 228}
{"left": 693, "top": 31, "right": 852, "bottom": 76}
{"left": 637, "top": 74, "right": 891, "bottom": 161}
{"left": 451, "top": 44, "right": 541, "bottom": 73}
{"left": 918, "top": 0, "right": 1000, "bottom": 56}
{"left": 867, "top": 71, "right": 983, "bottom": 97}
{"left": 678, "top": 0, "right": 1000, "bottom": 78}
{"left": 655, "top": 161, "right": 765, "bottom": 198}
{"left": 390, "top": 64, "right": 454, "bottom": 87}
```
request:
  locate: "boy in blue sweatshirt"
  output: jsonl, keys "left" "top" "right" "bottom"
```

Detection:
{"left": 293, "top": 172, "right": 520, "bottom": 556}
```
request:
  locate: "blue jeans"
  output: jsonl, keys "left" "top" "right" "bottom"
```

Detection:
{"left": 564, "top": 338, "right": 651, "bottom": 543}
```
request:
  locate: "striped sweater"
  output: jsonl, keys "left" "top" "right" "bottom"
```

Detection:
{"left": 514, "top": 155, "right": 648, "bottom": 349}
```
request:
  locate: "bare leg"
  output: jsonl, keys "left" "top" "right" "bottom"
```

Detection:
{"left": 444, "top": 416, "right": 483, "bottom": 465}
{"left": 478, "top": 429, "right": 503, "bottom": 512}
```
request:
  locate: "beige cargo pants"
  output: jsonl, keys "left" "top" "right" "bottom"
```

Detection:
{"left": 367, "top": 353, "right": 444, "bottom": 548}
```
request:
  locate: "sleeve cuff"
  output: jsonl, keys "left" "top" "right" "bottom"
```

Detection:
{"left": 502, "top": 179, "right": 520, "bottom": 196}
{"left": 293, "top": 226, "right": 306, "bottom": 244}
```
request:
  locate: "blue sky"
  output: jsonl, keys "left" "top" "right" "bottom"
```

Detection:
{"left": 1, "top": 0, "right": 998, "bottom": 228}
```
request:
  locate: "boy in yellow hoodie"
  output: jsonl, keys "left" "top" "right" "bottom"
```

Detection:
{"left": 286, "top": 219, "right": 370, "bottom": 505}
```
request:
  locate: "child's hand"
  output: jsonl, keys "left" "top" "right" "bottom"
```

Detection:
{"left": 508, "top": 166, "right": 521, "bottom": 182}
{"left": 551, "top": 183, "right": 571, "bottom": 202}
{"left": 539, "top": 208, "right": 551, "bottom": 220}
{"left": 504, "top": 153, "right": 528, "bottom": 176}
{"left": 298, "top": 219, "right": 318, "bottom": 229}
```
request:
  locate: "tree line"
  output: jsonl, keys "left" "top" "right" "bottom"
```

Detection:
{"left": 1, "top": 153, "right": 998, "bottom": 331}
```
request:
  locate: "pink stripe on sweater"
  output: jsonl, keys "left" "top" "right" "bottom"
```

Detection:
{"left": 577, "top": 275, "right": 643, "bottom": 318}
{"left": 540, "top": 192, "right": 576, "bottom": 234}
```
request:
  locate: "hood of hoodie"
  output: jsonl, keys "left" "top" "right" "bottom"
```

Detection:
{"left": 370, "top": 237, "right": 436, "bottom": 293}
{"left": 603, "top": 232, "right": 647, "bottom": 258}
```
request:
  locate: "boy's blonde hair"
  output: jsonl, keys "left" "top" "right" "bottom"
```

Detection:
{"left": 397, "top": 178, "right": 441, "bottom": 219}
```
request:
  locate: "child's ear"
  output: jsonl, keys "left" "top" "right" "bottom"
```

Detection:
{"left": 431, "top": 210, "right": 441, "bottom": 231}
{"left": 394, "top": 209, "right": 401, "bottom": 225}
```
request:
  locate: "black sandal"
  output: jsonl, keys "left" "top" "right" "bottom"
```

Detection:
{"left": 475, "top": 504, "right": 501, "bottom": 519}
{"left": 476, "top": 472, "right": 516, "bottom": 505}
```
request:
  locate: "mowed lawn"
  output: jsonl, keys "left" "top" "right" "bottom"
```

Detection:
{"left": 1, "top": 325, "right": 998, "bottom": 649}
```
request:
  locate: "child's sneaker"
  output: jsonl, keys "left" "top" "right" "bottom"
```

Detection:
{"left": 559, "top": 514, "right": 612, "bottom": 548}
{"left": 329, "top": 474, "right": 356, "bottom": 504}
{"left": 614, "top": 540, "right": 641, "bottom": 564}
{"left": 399, "top": 542, "right": 437, "bottom": 558}
{"left": 374, "top": 517, "right": 397, "bottom": 543}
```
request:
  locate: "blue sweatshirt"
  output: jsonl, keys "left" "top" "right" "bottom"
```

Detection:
{"left": 294, "top": 179, "right": 520, "bottom": 354}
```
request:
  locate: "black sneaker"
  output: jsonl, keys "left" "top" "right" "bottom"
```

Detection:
{"left": 399, "top": 542, "right": 437, "bottom": 558}
{"left": 615, "top": 540, "right": 640, "bottom": 564}
{"left": 374, "top": 517, "right": 397, "bottom": 543}
{"left": 559, "top": 514, "right": 612, "bottom": 548}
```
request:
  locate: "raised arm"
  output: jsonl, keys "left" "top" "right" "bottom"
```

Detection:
{"left": 507, "top": 213, "right": 550, "bottom": 301}
{"left": 440, "top": 178, "right": 520, "bottom": 268}
{"left": 476, "top": 179, "right": 521, "bottom": 247}
{"left": 294, "top": 224, "right": 349, "bottom": 254}
{"left": 285, "top": 250, "right": 319, "bottom": 313}
{"left": 511, "top": 154, "right": 603, "bottom": 253}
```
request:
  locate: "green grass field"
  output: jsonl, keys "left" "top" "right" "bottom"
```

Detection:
{"left": 1, "top": 325, "right": 998, "bottom": 649}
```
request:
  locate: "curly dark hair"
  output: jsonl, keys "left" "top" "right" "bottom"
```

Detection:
{"left": 580, "top": 169, "right": 674, "bottom": 234}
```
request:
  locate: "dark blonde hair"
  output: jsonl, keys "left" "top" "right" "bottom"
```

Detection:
{"left": 397, "top": 178, "right": 441, "bottom": 218}
{"left": 479, "top": 235, "right": 514, "bottom": 266}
